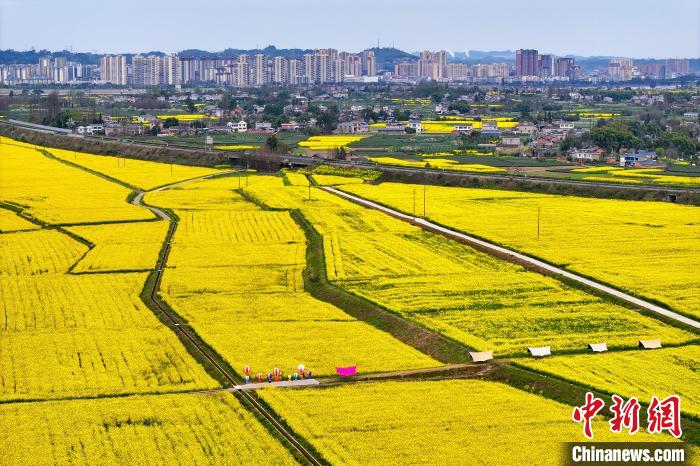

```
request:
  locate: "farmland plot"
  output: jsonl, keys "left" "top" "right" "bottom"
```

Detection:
{"left": 243, "top": 176, "right": 696, "bottom": 355}
{"left": 261, "top": 380, "right": 683, "bottom": 465}
{"left": 49, "top": 147, "right": 222, "bottom": 190}
{"left": 343, "top": 182, "right": 700, "bottom": 319}
{"left": 146, "top": 176, "right": 439, "bottom": 376}
{"left": 0, "top": 141, "right": 152, "bottom": 224}
{"left": 0, "top": 140, "right": 217, "bottom": 400}
{"left": 518, "top": 345, "right": 700, "bottom": 418}
{"left": 0, "top": 392, "right": 295, "bottom": 465}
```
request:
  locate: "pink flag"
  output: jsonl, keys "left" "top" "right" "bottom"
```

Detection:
{"left": 336, "top": 365, "right": 357, "bottom": 376}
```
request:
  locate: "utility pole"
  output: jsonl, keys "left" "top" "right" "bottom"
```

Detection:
{"left": 413, "top": 187, "right": 416, "bottom": 219}
{"left": 423, "top": 186, "right": 426, "bottom": 217}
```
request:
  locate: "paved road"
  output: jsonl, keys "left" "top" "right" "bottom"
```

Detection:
{"left": 322, "top": 186, "right": 700, "bottom": 330}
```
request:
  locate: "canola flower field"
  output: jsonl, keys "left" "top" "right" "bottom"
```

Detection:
{"left": 260, "top": 380, "right": 685, "bottom": 465}
{"left": 243, "top": 176, "right": 695, "bottom": 355}
{"left": 0, "top": 141, "right": 217, "bottom": 402}
{"left": 214, "top": 144, "right": 261, "bottom": 151}
{"left": 0, "top": 392, "right": 295, "bottom": 465}
{"left": 367, "top": 118, "right": 519, "bottom": 133}
{"left": 65, "top": 221, "right": 168, "bottom": 273}
{"left": 298, "top": 135, "right": 368, "bottom": 150}
{"left": 2, "top": 137, "right": 698, "bottom": 462}
{"left": 343, "top": 182, "right": 700, "bottom": 320}
{"left": 517, "top": 345, "right": 700, "bottom": 419}
{"left": 49, "top": 146, "right": 222, "bottom": 190}
{"left": 145, "top": 175, "right": 438, "bottom": 376}
{"left": 0, "top": 207, "right": 39, "bottom": 232}
{"left": 368, "top": 156, "right": 506, "bottom": 173}
{"left": 571, "top": 166, "right": 700, "bottom": 187}
{"left": 0, "top": 138, "right": 153, "bottom": 224}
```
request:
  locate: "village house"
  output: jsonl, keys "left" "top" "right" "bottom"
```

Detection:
{"left": 407, "top": 120, "right": 423, "bottom": 133}
{"left": 378, "top": 122, "right": 407, "bottom": 135}
{"left": 336, "top": 121, "right": 369, "bottom": 134}
{"left": 569, "top": 146, "right": 605, "bottom": 162}
{"left": 516, "top": 122, "right": 537, "bottom": 136}
{"left": 452, "top": 124, "right": 473, "bottom": 134}
{"left": 499, "top": 136, "right": 521, "bottom": 147}
{"left": 226, "top": 120, "right": 248, "bottom": 132}
{"left": 620, "top": 150, "right": 658, "bottom": 167}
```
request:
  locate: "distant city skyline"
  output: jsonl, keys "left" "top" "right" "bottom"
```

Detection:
{"left": 1, "top": 0, "right": 699, "bottom": 58}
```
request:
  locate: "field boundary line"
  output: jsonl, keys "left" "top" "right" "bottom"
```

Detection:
{"left": 137, "top": 176, "right": 324, "bottom": 466}
{"left": 321, "top": 186, "right": 700, "bottom": 330}
{"left": 20, "top": 148, "right": 322, "bottom": 465}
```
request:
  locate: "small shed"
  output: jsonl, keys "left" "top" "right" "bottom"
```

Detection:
{"left": 588, "top": 342, "right": 608, "bottom": 353}
{"left": 639, "top": 339, "right": 662, "bottom": 349}
{"left": 469, "top": 350, "right": 494, "bottom": 363}
{"left": 528, "top": 346, "right": 551, "bottom": 357}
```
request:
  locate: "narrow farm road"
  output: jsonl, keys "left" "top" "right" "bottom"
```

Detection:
{"left": 321, "top": 186, "right": 700, "bottom": 330}
{"left": 136, "top": 172, "right": 324, "bottom": 466}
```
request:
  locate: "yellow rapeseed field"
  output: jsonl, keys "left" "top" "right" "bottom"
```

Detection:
{"left": 298, "top": 135, "right": 368, "bottom": 150}
{"left": 214, "top": 144, "right": 261, "bottom": 151}
{"left": 0, "top": 139, "right": 217, "bottom": 400}
{"left": 0, "top": 140, "right": 153, "bottom": 224}
{"left": 1, "top": 232, "right": 218, "bottom": 400}
{"left": 311, "top": 174, "right": 366, "bottom": 186}
{"left": 243, "top": 176, "right": 695, "bottom": 355}
{"left": 0, "top": 208, "right": 39, "bottom": 232}
{"left": 572, "top": 166, "right": 700, "bottom": 187}
{"left": 283, "top": 171, "right": 312, "bottom": 186}
{"left": 343, "top": 182, "right": 700, "bottom": 319}
{"left": 369, "top": 156, "right": 505, "bottom": 173}
{"left": 145, "top": 175, "right": 439, "bottom": 376}
{"left": 260, "top": 380, "right": 681, "bottom": 465}
{"left": 49, "top": 147, "right": 222, "bottom": 190}
{"left": 1, "top": 228, "right": 217, "bottom": 401}
{"left": 66, "top": 221, "right": 168, "bottom": 272}
{"left": 0, "top": 392, "right": 295, "bottom": 465}
{"left": 517, "top": 345, "right": 700, "bottom": 418}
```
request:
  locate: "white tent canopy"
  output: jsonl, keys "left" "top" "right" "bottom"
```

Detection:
{"left": 469, "top": 350, "right": 494, "bottom": 363}
{"left": 639, "top": 339, "right": 662, "bottom": 349}
{"left": 588, "top": 342, "right": 608, "bottom": 353}
{"left": 528, "top": 346, "right": 551, "bottom": 357}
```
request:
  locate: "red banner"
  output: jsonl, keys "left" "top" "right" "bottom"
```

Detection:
{"left": 336, "top": 365, "right": 357, "bottom": 376}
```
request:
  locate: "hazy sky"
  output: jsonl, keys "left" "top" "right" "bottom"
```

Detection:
{"left": 1, "top": 0, "right": 699, "bottom": 57}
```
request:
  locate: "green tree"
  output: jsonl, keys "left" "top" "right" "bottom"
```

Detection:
{"left": 163, "top": 117, "right": 179, "bottom": 128}
{"left": 265, "top": 134, "right": 279, "bottom": 152}
{"left": 185, "top": 95, "right": 196, "bottom": 113}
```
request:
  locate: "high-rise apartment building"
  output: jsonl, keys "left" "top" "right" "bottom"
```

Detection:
{"left": 362, "top": 49, "right": 376, "bottom": 77}
{"left": 516, "top": 49, "right": 539, "bottom": 77}
{"left": 100, "top": 54, "right": 127, "bottom": 85}
{"left": 253, "top": 54, "right": 267, "bottom": 85}
{"left": 272, "top": 56, "right": 287, "bottom": 84}
{"left": 554, "top": 57, "right": 576, "bottom": 79}
{"left": 163, "top": 54, "right": 181, "bottom": 85}
{"left": 132, "top": 55, "right": 162, "bottom": 86}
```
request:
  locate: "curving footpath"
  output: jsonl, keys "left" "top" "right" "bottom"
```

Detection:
{"left": 135, "top": 174, "right": 323, "bottom": 466}
{"left": 321, "top": 186, "right": 700, "bottom": 330}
